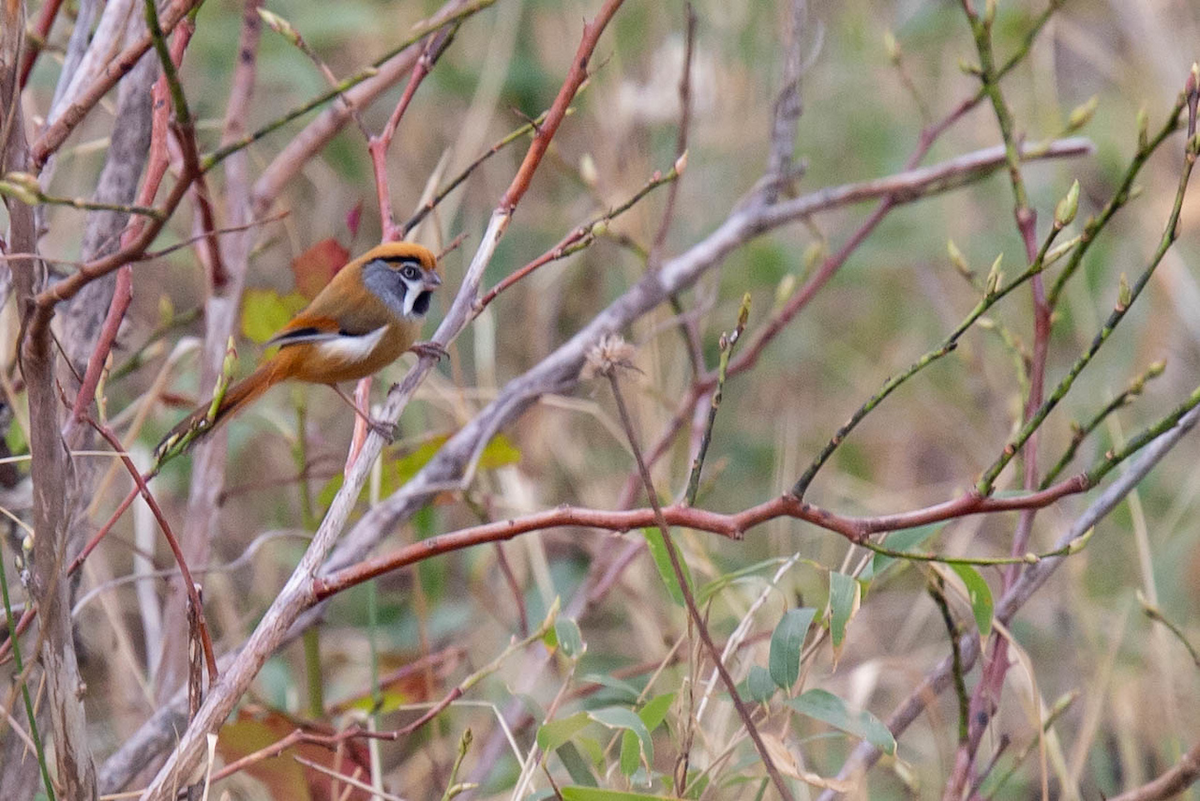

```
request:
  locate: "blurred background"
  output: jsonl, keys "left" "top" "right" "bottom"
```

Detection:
{"left": 9, "top": 0, "right": 1200, "bottom": 797}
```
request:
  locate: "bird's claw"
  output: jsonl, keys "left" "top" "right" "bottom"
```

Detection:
{"left": 367, "top": 417, "right": 398, "bottom": 442}
{"left": 410, "top": 340, "right": 448, "bottom": 361}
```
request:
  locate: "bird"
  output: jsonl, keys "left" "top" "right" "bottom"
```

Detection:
{"left": 155, "top": 241, "right": 443, "bottom": 461}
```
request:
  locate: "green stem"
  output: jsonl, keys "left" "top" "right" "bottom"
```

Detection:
{"left": 201, "top": 0, "right": 498, "bottom": 172}
{"left": 685, "top": 294, "right": 750, "bottom": 505}
{"left": 792, "top": 225, "right": 1061, "bottom": 499}
{"left": 979, "top": 130, "right": 1199, "bottom": 494}
{"left": 144, "top": 0, "right": 192, "bottom": 130}
{"left": 1039, "top": 361, "right": 1164, "bottom": 488}
{"left": 0, "top": 542, "right": 56, "bottom": 800}
{"left": 1049, "top": 101, "right": 1186, "bottom": 308}
{"left": 1083, "top": 379, "right": 1200, "bottom": 488}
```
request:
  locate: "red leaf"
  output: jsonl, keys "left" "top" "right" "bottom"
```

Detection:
{"left": 291, "top": 239, "right": 350, "bottom": 300}
{"left": 217, "top": 706, "right": 373, "bottom": 801}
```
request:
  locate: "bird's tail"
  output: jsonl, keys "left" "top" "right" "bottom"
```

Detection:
{"left": 154, "top": 362, "right": 281, "bottom": 463}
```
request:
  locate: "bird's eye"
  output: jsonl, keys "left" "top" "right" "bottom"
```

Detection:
{"left": 401, "top": 265, "right": 420, "bottom": 280}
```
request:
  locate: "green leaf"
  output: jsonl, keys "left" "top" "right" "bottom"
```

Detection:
{"left": 555, "top": 617, "right": 585, "bottom": 659}
{"left": 478, "top": 432, "right": 522, "bottom": 470}
{"left": 642, "top": 528, "right": 693, "bottom": 606}
{"left": 576, "top": 735, "right": 604, "bottom": 767}
{"left": 637, "top": 692, "right": 675, "bottom": 732}
{"left": 579, "top": 673, "right": 640, "bottom": 704}
{"left": 395, "top": 433, "right": 521, "bottom": 485}
{"left": 538, "top": 712, "right": 590, "bottom": 752}
{"left": 769, "top": 607, "right": 816, "bottom": 690}
{"left": 867, "top": 524, "right": 939, "bottom": 577}
{"left": 786, "top": 689, "right": 896, "bottom": 755}
{"left": 588, "top": 707, "right": 653, "bottom": 772}
{"left": 240, "top": 288, "right": 307, "bottom": 344}
{"left": 745, "top": 665, "right": 777, "bottom": 703}
{"left": 697, "top": 557, "right": 799, "bottom": 604}
{"left": 619, "top": 729, "right": 639, "bottom": 776}
{"left": 950, "top": 564, "right": 994, "bottom": 638}
{"left": 556, "top": 742, "right": 597, "bottom": 787}
{"left": 561, "top": 788, "right": 677, "bottom": 801}
{"left": 828, "top": 572, "right": 860, "bottom": 649}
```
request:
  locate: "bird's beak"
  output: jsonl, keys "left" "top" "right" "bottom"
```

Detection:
{"left": 423, "top": 272, "right": 443, "bottom": 291}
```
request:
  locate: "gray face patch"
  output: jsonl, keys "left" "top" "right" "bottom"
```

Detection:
{"left": 362, "top": 258, "right": 433, "bottom": 320}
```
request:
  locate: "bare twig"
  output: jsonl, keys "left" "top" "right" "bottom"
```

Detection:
{"left": 604, "top": 360, "right": 796, "bottom": 800}
{"left": 816, "top": 401, "right": 1200, "bottom": 800}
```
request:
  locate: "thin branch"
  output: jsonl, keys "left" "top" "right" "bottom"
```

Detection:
{"left": 476, "top": 161, "right": 682, "bottom": 310}
{"left": 84, "top": 420, "right": 218, "bottom": 682}
{"left": 17, "top": 0, "right": 64, "bottom": 89}
{"left": 136, "top": 4, "right": 630, "bottom": 795}
{"left": 371, "top": 24, "right": 459, "bottom": 241}
{"left": 816, "top": 401, "right": 1200, "bottom": 801}
{"left": 30, "top": 0, "right": 203, "bottom": 167}
{"left": 314, "top": 473, "right": 1093, "bottom": 600}
{"left": 604, "top": 363, "right": 795, "bottom": 801}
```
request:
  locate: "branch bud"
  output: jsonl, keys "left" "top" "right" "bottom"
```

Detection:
{"left": 947, "top": 239, "right": 972, "bottom": 278}
{"left": 1066, "top": 96, "right": 1098, "bottom": 131}
{"left": 1116, "top": 273, "right": 1131, "bottom": 311}
{"left": 1054, "top": 180, "right": 1079, "bottom": 228}
{"left": 0, "top": 172, "right": 42, "bottom": 206}
{"left": 1045, "top": 234, "right": 1081, "bottom": 267}
{"left": 673, "top": 150, "right": 688, "bottom": 176}
{"left": 775, "top": 273, "right": 796, "bottom": 307}
{"left": 257, "top": 9, "right": 300, "bottom": 46}
{"left": 1135, "top": 107, "right": 1150, "bottom": 151}
{"left": 985, "top": 253, "right": 1003, "bottom": 297}
{"left": 579, "top": 153, "right": 598, "bottom": 187}
{"left": 1066, "top": 527, "right": 1094, "bottom": 554}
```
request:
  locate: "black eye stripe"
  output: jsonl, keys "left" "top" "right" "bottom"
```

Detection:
{"left": 382, "top": 256, "right": 424, "bottom": 268}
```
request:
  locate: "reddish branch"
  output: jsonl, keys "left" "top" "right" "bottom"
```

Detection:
{"left": 137, "top": 3, "right": 632, "bottom": 795}
{"left": 315, "top": 475, "right": 1088, "bottom": 600}
{"left": 26, "top": 158, "right": 198, "bottom": 343}
{"left": 68, "top": 15, "right": 197, "bottom": 432}
{"left": 85, "top": 421, "right": 218, "bottom": 682}
{"left": 499, "top": 0, "right": 627, "bottom": 212}
{"left": 17, "top": 0, "right": 64, "bottom": 89}
{"left": 370, "top": 26, "right": 458, "bottom": 241}
{"left": 30, "top": 0, "right": 202, "bottom": 167}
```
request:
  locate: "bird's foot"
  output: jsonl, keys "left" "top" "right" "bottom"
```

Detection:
{"left": 367, "top": 417, "right": 398, "bottom": 442}
{"left": 410, "top": 340, "right": 447, "bottom": 361}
